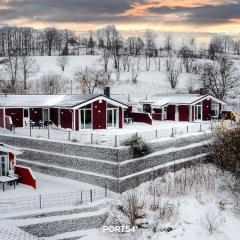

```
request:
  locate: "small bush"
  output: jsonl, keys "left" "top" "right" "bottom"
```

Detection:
{"left": 123, "top": 135, "right": 151, "bottom": 158}
{"left": 118, "top": 191, "right": 146, "bottom": 228}
{"left": 211, "top": 125, "right": 240, "bottom": 178}
{"left": 71, "top": 138, "right": 78, "bottom": 142}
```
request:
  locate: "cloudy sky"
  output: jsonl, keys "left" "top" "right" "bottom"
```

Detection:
{"left": 0, "top": 0, "right": 240, "bottom": 33}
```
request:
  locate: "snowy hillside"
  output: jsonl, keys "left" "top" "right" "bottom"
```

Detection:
{"left": 1, "top": 54, "right": 239, "bottom": 104}
{"left": 0, "top": 55, "right": 199, "bottom": 100}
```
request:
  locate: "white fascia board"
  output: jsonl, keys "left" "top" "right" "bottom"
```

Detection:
{"left": 192, "top": 95, "right": 227, "bottom": 105}
{"left": 72, "top": 96, "right": 128, "bottom": 109}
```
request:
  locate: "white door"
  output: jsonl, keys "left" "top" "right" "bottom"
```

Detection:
{"left": 80, "top": 109, "right": 92, "bottom": 129}
{"left": 194, "top": 105, "right": 202, "bottom": 121}
{"left": 107, "top": 109, "right": 118, "bottom": 128}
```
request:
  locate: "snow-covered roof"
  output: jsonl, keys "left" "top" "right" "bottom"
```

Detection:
{"left": 110, "top": 94, "right": 138, "bottom": 106}
{"left": 0, "top": 143, "right": 22, "bottom": 155}
{"left": 0, "top": 94, "right": 128, "bottom": 108}
{"left": 141, "top": 94, "right": 226, "bottom": 107}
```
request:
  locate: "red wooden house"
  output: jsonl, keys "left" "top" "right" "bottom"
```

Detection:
{"left": 0, "top": 91, "right": 128, "bottom": 131}
{"left": 141, "top": 94, "right": 226, "bottom": 122}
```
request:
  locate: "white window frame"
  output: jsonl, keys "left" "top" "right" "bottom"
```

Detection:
{"left": 106, "top": 106, "right": 119, "bottom": 129}
{"left": 79, "top": 104, "right": 92, "bottom": 130}
{"left": 211, "top": 102, "right": 219, "bottom": 117}
{"left": 0, "top": 155, "right": 8, "bottom": 176}
{"left": 43, "top": 108, "right": 50, "bottom": 122}
{"left": 194, "top": 104, "right": 202, "bottom": 121}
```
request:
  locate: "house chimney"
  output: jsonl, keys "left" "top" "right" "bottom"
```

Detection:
{"left": 104, "top": 87, "right": 110, "bottom": 98}
{"left": 199, "top": 88, "right": 209, "bottom": 95}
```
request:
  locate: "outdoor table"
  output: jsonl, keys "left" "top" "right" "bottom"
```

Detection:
{"left": 124, "top": 117, "right": 133, "bottom": 124}
{"left": 0, "top": 176, "right": 19, "bottom": 192}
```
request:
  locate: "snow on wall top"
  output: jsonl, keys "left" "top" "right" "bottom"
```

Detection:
{"left": 0, "top": 224, "right": 39, "bottom": 240}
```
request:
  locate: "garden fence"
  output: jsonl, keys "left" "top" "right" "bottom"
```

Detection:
{"left": 0, "top": 187, "right": 108, "bottom": 214}
{"left": 10, "top": 121, "right": 232, "bottom": 147}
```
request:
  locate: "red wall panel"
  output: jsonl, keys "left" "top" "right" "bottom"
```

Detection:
{"left": 119, "top": 107, "right": 123, "bottom": 128}
{"left": 92, "top": 100, "right": 106, "bottom": 129}
{"left": 15, "top": 165, "right": 36, "bottom": 189}
{"left": 0, "top": 109, "right": 4, "bottom": 128}
{"left": 5, "top": 108, "right": 23, "bottom": 127}
{"left": 192, "top": 106, "right": 194, "bottom": 121}
{"left": 202, "top": 99, "right": 211, "bottom": 120}
{"left": 30, "top": 108, "right": 43, "bottom": 122}
{"left": 179, "top": 105, "right": 189, "bottom": 121}
{"left": 152, "top": 113, "right": 162, "bottom": 120}
{"left": 8, "top": 152, "right": 14, "bottom": 170}
{"left": 75, "top": 109, "right": 79, "bottom": 131}
{"left": 60, "top": 109, "right": 73, "bottom": 129}
{"left": 130, "top": 112, "right": 152, "bottom": 125}
{"left": 50, "top": 108, "right": 59, "bottom": 126}
{"left": 167, "top": 105, "right": 175, "bottom": 121}
{"left": 124, "top": 106, "right": 133, "bottom": 118}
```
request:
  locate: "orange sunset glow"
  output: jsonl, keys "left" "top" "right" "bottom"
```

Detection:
{"left": 0, "top": 0, "right": 239, "bottom": 33}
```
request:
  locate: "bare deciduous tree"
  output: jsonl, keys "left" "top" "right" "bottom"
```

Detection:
{"left": 165, "top": 56, "right": 180, "bottom": 89}
{"left": 75, "top": 67, "right": 112, "bottom": 93}
{"left": 38, "top": 72, "right": 65, "bottom": 94}
{"left": 19, "top": 55, "right": 39, "bottom": 92}
{"left": 56, "top": 55, "right": 69, "bottom": 71}
{"left": 200, "top": 56, "right": 238, "bottom": 100}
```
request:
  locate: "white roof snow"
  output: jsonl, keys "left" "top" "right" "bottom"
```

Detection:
{"left": 141, "top": 94, "right": 226, "bottom": 107}
{"left": 0, "top": 94, "right": 127, "bottom": 108}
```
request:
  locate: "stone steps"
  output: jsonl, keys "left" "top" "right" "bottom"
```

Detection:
{"left": 1, "top": 201, "right": 108, "bottom": 238}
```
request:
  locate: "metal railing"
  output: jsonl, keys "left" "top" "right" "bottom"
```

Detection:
{"left": 8, "top": 121, "right": 232, "bottom": 147}
{"left": 0, "top": 187, "right": 108, "bottom": 214}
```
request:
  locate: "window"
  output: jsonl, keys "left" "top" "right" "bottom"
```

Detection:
{"left": 194, "top": 104, "right": 202, "bottom": 121}
{"left": 211, "top": 103, "right": 219, "bottom": 117}
{"left": 43, "top": 109, "right": 49, "bottom": 121}
{"left": 23, "top": 109, "right": 29, "bottom": 118}
{"left": 107, "top": 103, "right": 118, "bottom": 128}
{"left": 0, "top": 156, "right": 8, "bottom": 176}
{"left": 80, "top": 109, "right": 92, "bottom": 129}
{"left": 107, "top": 109, "right": 118, "bottom": 128}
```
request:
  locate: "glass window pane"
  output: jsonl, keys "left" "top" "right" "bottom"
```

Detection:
{"left": 107, "top": 110, "right": 113, "bottom": 127}
{"left": 80, "top": 110, "right": 84, "bottom": 129}
{"left": 85, "top": 110, "right": 92, "bottom": 129}
{"left": 24, "top": 109, "right": 28, "bottom": 118}
{"left": 114, "top": 109, "right": 117, "bottom": 127}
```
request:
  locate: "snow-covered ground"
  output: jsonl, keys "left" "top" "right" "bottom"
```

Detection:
{"left": 0, "top": 172, "right": 100, "bottom": 199}
{"left": 94, "top": 163, "right": 240, "bottom": 240}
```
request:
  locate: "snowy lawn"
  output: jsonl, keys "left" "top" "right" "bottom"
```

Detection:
{"left": 103, "top": 163, "right": 240, "bottom": 240}
{"left": 8, "top": 121, "right": 212, "bottom": 147}
{"left": 0, "top": 172, "right": 101, "bottom": 199}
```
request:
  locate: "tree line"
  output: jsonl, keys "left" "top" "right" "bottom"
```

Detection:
{"left": 0, "top": 24, "right": 239, "bottom": 100}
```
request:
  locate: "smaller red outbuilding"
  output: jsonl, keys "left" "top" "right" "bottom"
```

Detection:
{"left": 141, "top": 93, "right": 226, "bottom": 122}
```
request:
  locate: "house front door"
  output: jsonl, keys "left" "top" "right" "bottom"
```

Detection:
{"left": 194, "top": 105, "right": 202, "bottom": 121}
